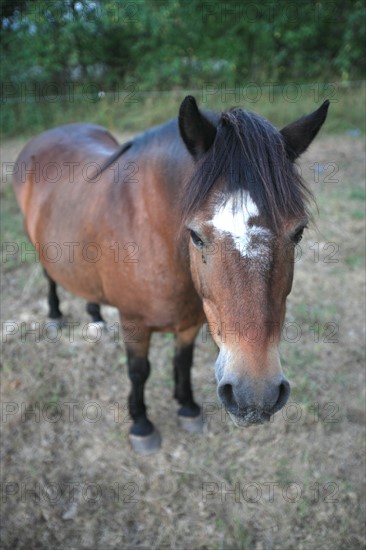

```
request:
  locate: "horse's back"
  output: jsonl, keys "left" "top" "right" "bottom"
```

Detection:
{"left": 13, "top": 123, "right": 119, "bottom": 233}
{"left": 14, "top": 123, "right": 119, "bottom": 186}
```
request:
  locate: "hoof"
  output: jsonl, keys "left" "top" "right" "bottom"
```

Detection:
{"left": 45, "top": 317, "right": 65, "bottom": 329}
{"left": 43, "top": 317, "right": 65, "bottom": 340}
{"left": 86, "top": 321, "right": 107, "bottom": 340}
{"left": 178, "top": 413, "right": 205, "bottom": 433}
{"left": 129, "top": 429, "right": 161, "bottom": 455}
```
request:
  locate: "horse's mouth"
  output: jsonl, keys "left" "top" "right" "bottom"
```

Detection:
{"left": 227, "top": 408, "right": 272, "bottom": 428}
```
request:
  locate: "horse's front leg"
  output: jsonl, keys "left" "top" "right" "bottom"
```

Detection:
{"left": 122, "top": 322, "right": 161, "bottom": 454}
{"left": 174, "top": 325, "right": 204, "bottom": 432}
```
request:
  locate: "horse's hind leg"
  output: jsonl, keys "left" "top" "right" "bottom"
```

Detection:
{"left": 123, "top": 324, "right": 161, "bottom": 454}
{"left": 43, "top": 269, "right": 63, "bottom": 323}
{"left": 86, "top": 302, "right": 105, "bottom": 324}
{"left": 174, "top": 325, "right": 204, "bottom": 433}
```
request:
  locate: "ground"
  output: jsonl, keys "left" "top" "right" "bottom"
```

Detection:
{"left": 1, "top": 134, "right": 365, "bottom": 549}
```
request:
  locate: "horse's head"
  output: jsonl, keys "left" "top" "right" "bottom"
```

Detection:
{"left": 179, "top": 96, "right": 329, "bottom": 426}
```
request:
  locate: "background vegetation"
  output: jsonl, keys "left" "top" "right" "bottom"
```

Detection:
{"left": 1, "top": 0, "right": 365, "bottom": 137}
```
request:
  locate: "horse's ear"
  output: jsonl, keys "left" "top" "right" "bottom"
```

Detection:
{"left": 179, "top": 96, "right": 217, "bottom": 158}
{"left": 280, "top": 100, "right": 330, "bottom": 161}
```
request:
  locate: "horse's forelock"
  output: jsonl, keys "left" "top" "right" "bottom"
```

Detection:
{"left": 181, "top": 108, "right": 313, "bottom": 231}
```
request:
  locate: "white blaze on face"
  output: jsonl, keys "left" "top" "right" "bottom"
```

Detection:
{"left": 214, "top": 345, "right": 236, "bottom": 382}
{"left": 211, "top": 192, "right": 273, "bottom": 267}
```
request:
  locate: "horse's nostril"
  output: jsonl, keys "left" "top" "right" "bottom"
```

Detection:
{"left": 273, "top": 378, "right": 291, "bottom": 413}
{"left": 220, "top": 383, "right": 234, "bottom": 408}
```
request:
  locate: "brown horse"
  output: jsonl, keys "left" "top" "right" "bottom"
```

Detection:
{"left": 13, "top": 96, "right": 329, "bottom": 453}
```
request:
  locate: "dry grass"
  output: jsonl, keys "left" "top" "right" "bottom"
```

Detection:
{"left": 1, "top": 134, "right": 365, "bottom": 549}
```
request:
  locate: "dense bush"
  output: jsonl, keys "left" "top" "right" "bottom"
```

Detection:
{"left": 1, "top": 0, "right": 365, "bottom": 92}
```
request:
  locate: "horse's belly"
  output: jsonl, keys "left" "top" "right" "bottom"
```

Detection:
{"left": 32, "top": 206, "right": 111, "bottom": 304}
{"left": 42, "top": 253, "right": 107, "bottom": 303}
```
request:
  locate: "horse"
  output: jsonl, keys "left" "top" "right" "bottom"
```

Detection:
{"left": 12, "top": 96, "right": 329, "bottom": 453}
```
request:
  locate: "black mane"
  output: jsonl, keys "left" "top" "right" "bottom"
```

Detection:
{"left": 181, "top": 108, "right": 312, "bottom": 231}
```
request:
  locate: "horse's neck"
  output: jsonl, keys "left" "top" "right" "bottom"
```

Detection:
{"left": 135, "top": 118, "right": 194, "bottom": 194}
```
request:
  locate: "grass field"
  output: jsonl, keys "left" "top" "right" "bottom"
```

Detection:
{"left": 1, "top": 91, "right": 365, "bottom": 549}
{"left": 2, "top": 82, "right": 365, "bottom": 140}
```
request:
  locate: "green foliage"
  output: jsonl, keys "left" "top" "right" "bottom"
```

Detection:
{"left": 1, "top": 0, "right": 365, "bottom": 136}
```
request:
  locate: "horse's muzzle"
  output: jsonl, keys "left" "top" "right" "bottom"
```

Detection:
{"left": 217, "top": 375, "right": 291, "bottom": 425}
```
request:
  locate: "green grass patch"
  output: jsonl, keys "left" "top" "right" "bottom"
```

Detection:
{"left": 231, "top": 519, "right": 254, "bottom": 550}
{"left": 344, "top": 255, "right": 365, "bottom": 269}
{"left": 351, "top": 210, "right": 365, "bottom": 219}
{"left": 1, "top": 82, "right": 365, "bottom": 140}
{"left": 287, "top": 348, "right": 319, "bottom": 370}
{"left": 294, "top": 303, "right": 338, "bottom": 324}
{"left": 349, "top": 189, "right": 366, "bottom": 201}
{"left": 280, "top": 346, "right": 320, "bottom": 404}
{"left": 276, "top": 458, "right": 295, "bottom": 487}
{"left": 291, "top": 374, "right": 319, "bottom": 405}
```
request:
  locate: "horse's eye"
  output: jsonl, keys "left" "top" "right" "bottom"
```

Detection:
{"left": 190, "top": 230, "right": 204, "bottom": 248}
{"left": 292, "top": 228, "right": 304, "bottom": 244}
